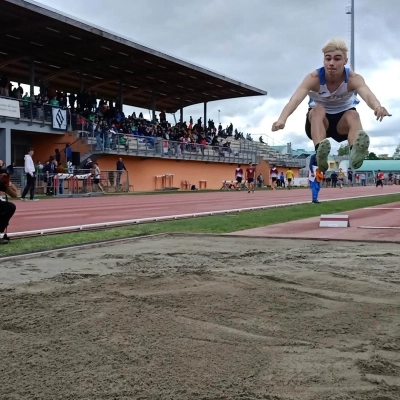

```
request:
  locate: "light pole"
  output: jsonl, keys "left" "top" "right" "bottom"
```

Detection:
{"left": 218, "top": 109, "right": 220, "bottom": 124}
{"left": 346, "top": 0, "right": 356, "bottom": 179}
{"left": 346, "top": 0, "right": 355, "bottom": 71}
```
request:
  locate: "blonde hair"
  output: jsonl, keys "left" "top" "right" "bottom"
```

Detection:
{"left": 322, "top": 39, "right": 348, "bottom": 58}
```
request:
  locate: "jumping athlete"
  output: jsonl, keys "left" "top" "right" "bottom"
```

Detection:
{"left": 272, "top": 38, "right": 391, "bottom": 172}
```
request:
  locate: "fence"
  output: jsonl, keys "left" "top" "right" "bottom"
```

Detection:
{"left": 12, "top": 167, "right": 130, "bottom": 195}
{"left": 80, "top": 127, "right": 260, "bottom": 164}
{"left": 298, "top": 169, "right": 399, "bottom": 186}
{"left": 0, "top": 95, "right": 71, "bottom": 128}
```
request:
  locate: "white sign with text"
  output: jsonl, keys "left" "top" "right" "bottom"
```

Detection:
{"left": 0, "top": 98, "right": 20, "bottom": 118}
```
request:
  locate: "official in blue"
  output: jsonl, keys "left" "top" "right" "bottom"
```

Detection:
{"left": 308, "top": 154, "right": 322, "bottom": 204}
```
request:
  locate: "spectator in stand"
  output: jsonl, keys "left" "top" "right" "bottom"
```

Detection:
{"left": 245, "top": 162, "right": 256, "bottom": 193}
{"left": 270, "top": 164, "right": 278, "bottom": 190}
{"left": 116, "top": 157, "right": 127, "bottom": 187}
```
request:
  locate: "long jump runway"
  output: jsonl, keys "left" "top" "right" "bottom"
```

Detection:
{"left": 8, "top": 185, "right": 400, "bottom": 235}
{"left": 230, "top": 201, "right": 400, "bottom": 242}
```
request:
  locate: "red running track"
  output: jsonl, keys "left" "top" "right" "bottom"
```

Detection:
{"left": 9, "top": 185, "right": 400, "bottom": 234}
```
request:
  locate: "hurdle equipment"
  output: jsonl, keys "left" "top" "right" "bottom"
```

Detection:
{"left": 319, "top": 214, "right": 350, "bottom": 228}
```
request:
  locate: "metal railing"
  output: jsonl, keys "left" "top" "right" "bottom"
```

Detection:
{"left": 11, "top": 167, "right": 130, "bottom": 194}
{"left": 0, "top": 95, "right": 72, "bottom": 128}
{"left": 79, "top": 125, "right": 259, "bottom": 164}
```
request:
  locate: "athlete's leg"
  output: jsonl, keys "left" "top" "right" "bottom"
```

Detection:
{"left": 308, "top": 106, "right": 331, "bottom": 172}
{"left": 308, "top": 106, "right": 329, "bottom": 145}
{"left": 336, "top": 110, "right": 370, "bottom": 169}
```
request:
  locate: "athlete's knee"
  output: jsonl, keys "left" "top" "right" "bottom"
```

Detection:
{"left": 310, "top": 105, "right": 326, "bottom": 120}
{"left": 344, "top": 109, "right": 361, "bottom": 123}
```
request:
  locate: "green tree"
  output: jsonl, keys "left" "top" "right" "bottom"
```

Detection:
{"left": 366, "top": 152, "right": 380, "bottom": 160}
{"left": 337, "top": 143, "right": 349, "bottom": 156}
{"left": 393, "top": 145, "right": 400, "bottom": 159}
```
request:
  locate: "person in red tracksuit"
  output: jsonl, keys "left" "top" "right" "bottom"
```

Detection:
{"left": 376, "top": 170, "right": 384, "bottom": 188}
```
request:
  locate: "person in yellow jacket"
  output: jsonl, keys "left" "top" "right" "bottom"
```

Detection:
{"left": 338, "top": 168, "right": 345, "bottom": 188}
{"left": 285, "top": 168, "right": 294, "bottom": 189}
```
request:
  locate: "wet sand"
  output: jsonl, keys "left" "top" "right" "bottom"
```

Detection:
{"left": 1, "top": 234, "right": 399, "bottom": 400}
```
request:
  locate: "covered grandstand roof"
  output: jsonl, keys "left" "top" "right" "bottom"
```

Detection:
{"left": 0, "top": 0, "right": 268, "bottom": 113}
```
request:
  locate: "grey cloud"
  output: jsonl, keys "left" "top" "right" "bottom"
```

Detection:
{"left": 34, "top": 0, "right": 400, "bottom": 153}
{"left": 36, "top": 0, "right": 400, "bottom": 99}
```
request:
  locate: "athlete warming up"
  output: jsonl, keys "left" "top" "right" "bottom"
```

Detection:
{"left": 246, "top": 162, "right": 256, "bottom": 193}
{"left": 271, "top": 38, "right": 391, "bottom": 172}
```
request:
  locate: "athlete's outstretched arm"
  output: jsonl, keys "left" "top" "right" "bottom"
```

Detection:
{"left": 350, "top": 73, "right": 391, "bottom": 121}
{"left": 272, "top": 74, "right": 315, "bottom": 131}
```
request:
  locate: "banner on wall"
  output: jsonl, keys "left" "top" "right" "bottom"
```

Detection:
{"left": 0, "top": 98, "right": 20, "bottom": 119}
{"left": 51, "top": 107, "right": 67, "bottom": 130}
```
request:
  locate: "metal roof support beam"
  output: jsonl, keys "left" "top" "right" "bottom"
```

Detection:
{"left": 152, "top": 94, "right": 156, "bottom": 123}
{"left": 204, "top": 101, "right": 207, "bottom": 133}
{"left": 119, "top": 80, "right": 123, "bottom": 112}
{"left": 86, "top": 79, "right": 118, "bottom": 91}
{"left": 0, "top": 55, "right": 28, "bottom": 68}
{"left": 29, "top": 57, "right": 34, "bottom": 97}
{"left": 79, "top": 70, "right": 83, "bottom": 92}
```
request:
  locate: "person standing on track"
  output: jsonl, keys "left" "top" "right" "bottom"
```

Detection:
{"left": 20, "top": 148, "right": 39, "bottom": 201}
{"left": 285, "top": 167, "right": 294, "bottom": 189}
{"left": 245, "top": 162, "right": 256, "bottom": 193}
{"left": 235, "top": 164, "right": 243, "bottom": 191}
{"left": 0, "top": 166, "right": 18, "bottom": 244}
{"left": 308, "top": 153, "right": 323, "bottom": 204}
{"left": 92, "top": 162, "right": 105, "bottom": 194}
{"left": 270, "top": 164, "right": 278, "bottom": 190}
{"left": 338, "top": 168, "right": 345, "bottom": 188}
{"left": 376, "top": 170, "right": 384, "bottom": 188}
{"left": 271, "top": 38, "right": 391, "bottom": 172}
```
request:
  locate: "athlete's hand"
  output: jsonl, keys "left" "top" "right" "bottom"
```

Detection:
{"left": 271, "top": 120, "right": 286, "bottom": 131}
{"left": 374, "top": 106, "right": 391, "bottom": 122}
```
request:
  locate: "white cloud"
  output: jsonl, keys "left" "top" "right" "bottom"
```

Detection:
{"left": 29, "top": 0, "right": 400, "bottom": 157}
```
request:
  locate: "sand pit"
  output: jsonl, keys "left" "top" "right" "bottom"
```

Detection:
{"left": 1, "top": 234, "right": 400, "bottom": 400}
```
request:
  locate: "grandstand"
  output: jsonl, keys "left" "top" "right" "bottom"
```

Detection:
{"left": 0, "top": 0, "right": 304, "bottom": 191}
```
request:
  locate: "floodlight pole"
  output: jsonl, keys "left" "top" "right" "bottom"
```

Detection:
{"left": 346, "top": 0, "right": 356, "bottom": 183}
{"left": 350, "top": 0, "right": 356, "bottom": 184}
{"left": 350, "top": 0, "right": 355, "bottom": 71}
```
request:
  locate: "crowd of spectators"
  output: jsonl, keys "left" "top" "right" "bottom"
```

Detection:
{"left": 1, "top": 75, "right": 258, "bottom": 159}
{"left": 70, "top": 92, "right": 257, "bottom": 159}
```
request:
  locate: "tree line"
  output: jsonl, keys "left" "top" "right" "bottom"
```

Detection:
{"left": 337, "top": 143, "right": 400, "bottom": 160}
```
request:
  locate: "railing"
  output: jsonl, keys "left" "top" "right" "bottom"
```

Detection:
{"left": 0, "top": 95, "right": 72, "bottom": 128}
{"left": 79, "top": 126, "right": 259, "bottom": 164}
{"left": 11, "top": 167, "right": 130, "bottom": 194}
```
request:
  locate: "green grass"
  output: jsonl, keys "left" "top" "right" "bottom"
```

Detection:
{"left": 1, "top": 193, "right": 398, "bottom": 257}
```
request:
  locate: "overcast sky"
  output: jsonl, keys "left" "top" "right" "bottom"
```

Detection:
{"left": 34, "top": 0, "right": 400, "bottom": 156}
